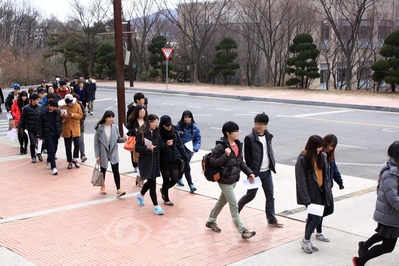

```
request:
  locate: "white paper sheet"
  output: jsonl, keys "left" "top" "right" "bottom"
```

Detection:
{"left": 7, "top": 128, "right": 17, "bottom": 141}
{"left": 7, "top": 113, "right": 13, "bottom": 120}
{"left": 144, "top": 138, "right": 152, "bottom": 147}
{"left": 24, "top": 129, "right": 28, "bottom": 135}
{"left": 60, "top": 109, "right": 67, "bottom": 115}
{"left": 307, "top": 203, "right": 325, "bottom": 217}
{"left": 35, "top": 139, "right": 43, "bottom": 154}
{"left": 184, "top": 140, "right": 194, "bottom": 152}
{"left": 122, "top": 124, "right": 128, "bottom": 135}
{"left": 242, "top": 177, "right": 261, "bottom": 190}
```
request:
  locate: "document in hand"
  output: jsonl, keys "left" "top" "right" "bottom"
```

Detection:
{"left": 122, "top": 124, "right": 128, "bottom": 135}
{"left": 184, "top": 140, "right": 193, "bottom": 152}
{"left": 35, "top": 139, "right": 43, "bottom": 154}
{"left": 144, "top": 138, "right": 152, "bottom": 147}
{"left": 306, "top": 203, "right": 325, "bottom": 217}
{"left": 7, "top": 128, "right": 17, "bottom": 141}
{"left": 242, "top": 177, "right": 261, "bottom": 190}
{"left": 7, "top": 113, "right": 13, "bottom": 120}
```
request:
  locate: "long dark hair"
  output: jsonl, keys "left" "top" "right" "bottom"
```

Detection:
{"left": 128, "top": 104, "right": 147, "bottom": 122}
{"left": 95, "top": 110, "right": 115, "bottom": 130}
{"left": 377, "top": 141, "right": 399, "bottom": 190}
{"left": 17, "top": 91, "right": 29, "bottom": 110}
{"left": 178, "top": 110, "right": 196, "bottom": 134}
{"left": 323, "top": 134, "right": 338, "bottom": 164}
{"left": 304, "top": 135, "right": 323, "bottom": 173}
{"left": 140, "top": 114, "right": 159, "bottom": 137}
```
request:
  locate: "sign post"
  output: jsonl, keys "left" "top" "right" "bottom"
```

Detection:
{"left": 161, "top": 48, "right": 174, "bottom": 90}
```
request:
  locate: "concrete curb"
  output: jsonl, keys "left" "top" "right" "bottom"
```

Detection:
{"left": 98, "top": 85, "right": 399, "bottom": 113}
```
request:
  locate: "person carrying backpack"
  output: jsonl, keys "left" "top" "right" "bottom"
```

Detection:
{"left": 205, "top": 121, "right": 256, "bottom": 240}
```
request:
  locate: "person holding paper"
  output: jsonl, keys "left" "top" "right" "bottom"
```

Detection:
{"left": 295, "top": 135, "right": 332, "bottom": 254}
{"left": 175, "top": 110, "right": 201, "bottom": 192}
{"left": 135, "top": 114, "right": 164, "bottom": 215}
{"left": 94, "top": 110, "right": 127, "bottom": 197}
{"left": 16, "top": 93, "right": 43, "bottom": 163}
{"left": 352, "top": 141, "right": 399, "bottom": 266}
{"left": 206, "top": 121, "right": 256, "bottom": 240}
{"left": 37, "top": 99, "right": 62, "bottom": 175}
{"left": 237, "top": 112, "right": 283, "bottom": 227}
{"left": 11, "top": 91, "right": 29, "bottom": 154}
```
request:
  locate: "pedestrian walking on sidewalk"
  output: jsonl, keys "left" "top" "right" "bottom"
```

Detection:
{"left": 295, "top": 135, "right": 332, "bottom": 254}
{"left": 126, "top": 104, "right": 147, "bottom": 187}
{"left": 175, "top": 110, "right": 201, "bottom": 192}
{"left": 315, "top": 134, "right": 344, "bottom": 242}
{"left": 206, "top": 121, "right": 256, "bottom": 240}
{"left": 58, "top": 94, "right": 82, "bottom": 169}
{"left": 237, "top": 112, "right": 283, "bottom": 227}
{"left": 94, "top": 110, "right": 127, "bottom": 197}
{"left": 11, "top": 91, "right": 29, "bottom": 154}
{"left": 37, "top": 99, "right": 62, "bottom": 175}
{"left": 352, "top": 141, "right": 399, "bottom": 266}
{"left": 159, "top": 115, "right": 189, "bottom": 206}
{"left": 135, "top": 114, "right": 164, "bottom": 215}
{"left": 86, "top": 76, "right": 96, "bottom": 115}
{"left": 16, "top": 93, "right": 43, "bottom": 163}
{"left": 72, "top": 93, "right": 87, "bottom": 163}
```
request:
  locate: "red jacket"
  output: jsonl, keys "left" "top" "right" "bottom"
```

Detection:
{"left": 11, "top": 100, "right": 21, "bottom": 127}
{"left": 56, "top": 87, "right": 71, "bottom": 100}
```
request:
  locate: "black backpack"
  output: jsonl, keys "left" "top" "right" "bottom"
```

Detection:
{"left": 202, "top": 151, "right": 224, "bottom": 182}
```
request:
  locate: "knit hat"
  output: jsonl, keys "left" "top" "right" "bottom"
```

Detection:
{"left": 64, "top": 94, "right": 73, "bottom": 103}
{"left": 160, "top": 115, "right": 172, "bottom": 127}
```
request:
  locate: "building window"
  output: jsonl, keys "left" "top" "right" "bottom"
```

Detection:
{"left": 337, "top": 67, "right": 346, "bottom": 83}
{"left": 379, "top": 20, "right": 393, "bottom": 41}
{"left": 358, "top": 19, "right": 372, "bottom": 48}
{"left": 357, "top": 62, "right": 371, "bottom": 80}
{"left": 339, "top": 19, "right": 351, "bottom": 41}
{"left": 320, "top": 63, "right": 329, "bottom": 84}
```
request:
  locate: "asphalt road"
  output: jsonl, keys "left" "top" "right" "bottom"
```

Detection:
{"left": 2, "top": 88, "right": 398, "bottom": 180}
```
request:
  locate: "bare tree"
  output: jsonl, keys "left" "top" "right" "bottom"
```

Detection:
{"left": 157, "top": 0, "right": 232, "bottom": 83}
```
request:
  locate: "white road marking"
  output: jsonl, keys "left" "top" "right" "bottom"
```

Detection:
{"left": 210, "top": 127, "right": 222, "bottom": 130}
{"left": 187, "top": 105, "right": 202, "bottom": 109}
{"left": 194, "top": 114, "right": 213, "bottom": 116}
{"left": 234, "top": 114, "right": 254, "bottom": 116}
{"left": 95, "top": 98, "right": 116, "bottom": 102}
{"left": 162, "top": 103, "right": 175, "bottom": 106}
{"left": 293, "top": 110, "right": 353, "bottom": 117}
{"left": 104, "top": 107, "right": 113, "bottom": 110}
{"left": 215, "top": 108, "right": 231, "bottom": 111}
{"left": 338, "top": 144, "right": 368, "bottom": 150}
{"left": 0, "top": 193, "right": 138, "bottom": 224}
{"left": 290, "top": 160, "right": 378, "bottom": 166}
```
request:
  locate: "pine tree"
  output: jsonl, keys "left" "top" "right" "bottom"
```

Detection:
{"left": 148, "top": 36, "right": 172, "bottom": 81}
{"left": 209, "top": 37, "right": 239, "bottom": 85}
{"left": 286, "top": 33, "right": 320, "bottom": 88}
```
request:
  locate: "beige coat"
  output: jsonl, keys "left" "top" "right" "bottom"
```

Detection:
{"left": 58, "top": 98, "right": 83, "bottom": 138}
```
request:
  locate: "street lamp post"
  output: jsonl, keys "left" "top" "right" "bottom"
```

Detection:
{"left": 114, "top": 0, "right": 126, "bottom": 136}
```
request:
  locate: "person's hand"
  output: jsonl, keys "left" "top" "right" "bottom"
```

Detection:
{"left": 339, "top": 184, "right": 345, "bottom": 190}
{"left": 37, "top": 137, "right": 41, "bottom": 142}
{"left": 123, "top": 134, "right": 128, "bottom": 141}
{"left": 225, "top": 147, "right": 231, "bottom": 156}
{"left": 96, "top": 157, "right": 100, "bottom": 162}
{"left": 167, "top": 139, "right": 173, "bottom": 146}
{"left": 147, "top": 145, "right": 156, "bottom": 151}
{"left": 248, "top": 174, "right": 255, "bottom": 184}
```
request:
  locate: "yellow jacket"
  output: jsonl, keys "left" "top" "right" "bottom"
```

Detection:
{"left": 58, "top": 98, "right": 83, "bottom": 138}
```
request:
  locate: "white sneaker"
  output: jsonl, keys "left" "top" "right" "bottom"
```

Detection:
{"left": 52, "top": 168, "right": 58, "bottom": 175}
{"left": 300, "top": 238, "right": 313, "bottom": 254}
{"left": 47, "top": 162, "right": 51, "bottom": 169}
{"left": 315, "top": 233, "right": 330, "bottom": 242}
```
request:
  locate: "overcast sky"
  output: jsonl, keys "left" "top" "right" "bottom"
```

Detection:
{"left": 30, "top": 0, "right": 71, "bottom": 21}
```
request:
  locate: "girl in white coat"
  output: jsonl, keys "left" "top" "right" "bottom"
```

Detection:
{"left": 94, "top": 110, "right": 127, "bottom": 197}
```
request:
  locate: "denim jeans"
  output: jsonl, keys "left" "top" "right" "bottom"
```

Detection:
{"left": 208, "top": 182, "right": 245, "bottom": 233}
{"left": 46, "top": 135, "right": 58, "bottom": 169}
{"left": 238, "top": 170, "right": 276, "bottom": 222}
{"left": 28, "top": 130, "right": 39, "bottom": 158}
{"left": 79, "top": 133, "right": 85, "bottom": 157}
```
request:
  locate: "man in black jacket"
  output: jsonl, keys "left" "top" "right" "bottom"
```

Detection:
{"left": 38, "top": 99, "right": 62, "bottom": 175}
{"left": 17, "top": 93, "right": 43, "bottom": 163}
{"left": 237, "top": 113, "right": 283, "bottom": 227}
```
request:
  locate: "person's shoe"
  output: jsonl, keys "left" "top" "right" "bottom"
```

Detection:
{"left": 315, "top": 233, "right": 330, "bottom": 242}
{"left": 100, "top": 186, "right": 107, "bottom": 194}
{"left": 90, "top": 111, "right": 93, "bottom": 115}
{"left": 20, "top": 147, "right": 24, "bottom": 155}
{"left": 72, "top": 160, "right": 80, "bottom": 168}
{"left": 136, "top": 193, "right": 145, "bottom": 206}
{"left": 47, "top": 162, "right": 52, "bottom": 169}
{"left": 37, "top": 154, "right": 43, "bottom": 161}
{"left": 52, "top": 168, "right": 58, "bottom": 175}
{"left": 154, "top": 205, "right": 164, "bottom": 215}
{"left": 310, "top": 241, "right": 319, "bottom": 251}
{"left": 206, "top": 222, "right": 221, "bottom": 232}
{"left": 31, "top": 157, "right": 36, "bottom": 163}
{"left": 67, "top": 162, "right": 73, "bottom": 169}
{"left": 268, "top": 219, "right": 284, "bottom": 227}
{"left": 81, "top": 156, "right": 87, "bottom": 163}
{"left": 42, "top": 149, "right": 47, "bottom": 154}
{"left": 241, "top": 229, "right": 256, "bottom": 239}
{"left": 352, "top": 257, "right": 359, "bottom": 266}
{"left": 177, "top": 179, "right": 184, "bottom": 186}
{"left": 116, "top": 190, "right": 126, "bottom": 198}
{"left": 160, "top": 188, "right": 165, "bottom": 201}
{"left": 358, "top": 241, "right": 368, "bottom": 257}
{"left": 300, "top": 238, "right": 313, "bottom": 254}
{"left": 23, "top": 148, "right": 27, "bottom": 154}
{"left": 189, "top": 184, "right": 197, "bottom": 193}
{"left": 164, "top": 201, "right": 174, "bottom": 206}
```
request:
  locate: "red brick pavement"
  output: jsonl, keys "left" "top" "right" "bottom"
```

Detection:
{"left": 0, "top": 141, "right": 303, "bottom": 265}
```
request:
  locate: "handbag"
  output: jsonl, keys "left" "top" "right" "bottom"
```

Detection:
{"left": 91, "top": 162, "right": 104, "bottom": 187}
{"left": 124, "top": 136, "right": 136, "bottom": 151}
{"left": 177, "top": 156, "right": 185, "bottom": 174}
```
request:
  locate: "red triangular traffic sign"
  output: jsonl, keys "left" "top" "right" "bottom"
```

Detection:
{"left": 161, "top": 48, "right": 174, "bottom": 60}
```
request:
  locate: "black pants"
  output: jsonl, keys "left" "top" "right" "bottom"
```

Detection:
{"left": 18, "top": 128, "right": 28, "bottom": 150}
{"left": 161, "top": 167, "right": 179, "bottom": 202}
{"left": 64, "top": 136, "right": 80, "bottom": 162}
{"left": 356, "top": 233, "right": 397, "bottom": 265}
{"left": 27, "top": 130, "right": 39, "bottom": 158}
{"left": 101, "top": 162, "right": 121, "bottom": 190}
{"left": 179, "top": 158, "right": 193, "bottom": 185}
{"left": 317, "top": 197, "right": 334, "bottom": 233}
{"left": 45, "top": 136, "right": 58, "bottom": 169}
{"left": 130, "top": 151, "right": 138, "bottom": 168}
{"left": 141, "top": 178, "right": 158, "bottom": 206}
{"left": 305, "top": 214, "right": 322, "bottom": 240}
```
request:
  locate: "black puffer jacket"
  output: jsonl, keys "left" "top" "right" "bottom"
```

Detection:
{"left": 244, "top": 128, "right": 276, "bottom": 175}
{"left": 17, "top": 104, "right": 42, "bottom": 132}
{"left": 37, "top": 107, "right": 62, "bottom": 139}
{"left": 210, "top": 137, "right": 253, "bottom": 184}
{"left": 159, "top": 130, "right": 189, "bottom": 164}
{"left": 5, "top": 91, "right": 17, "bottom": 112}
{"left": 295, "top": 151, "right": 332, "bottom": 206}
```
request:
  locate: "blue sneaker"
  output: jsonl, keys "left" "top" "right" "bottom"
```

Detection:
{"left": 154, "top": 205, "right": 164, "bottom": 215}
{"left": 189, "top": 184, "right": 197, "bottom": 193}
{"left": 177, "top": 179, "right": 184, "bottom": 186}
{"left": 136, "top": 193, "right": 145, "bottom": 206}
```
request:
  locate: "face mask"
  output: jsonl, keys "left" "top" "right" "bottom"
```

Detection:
{"left": 56, "top": 77, "right": 60, "bottom": 81}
